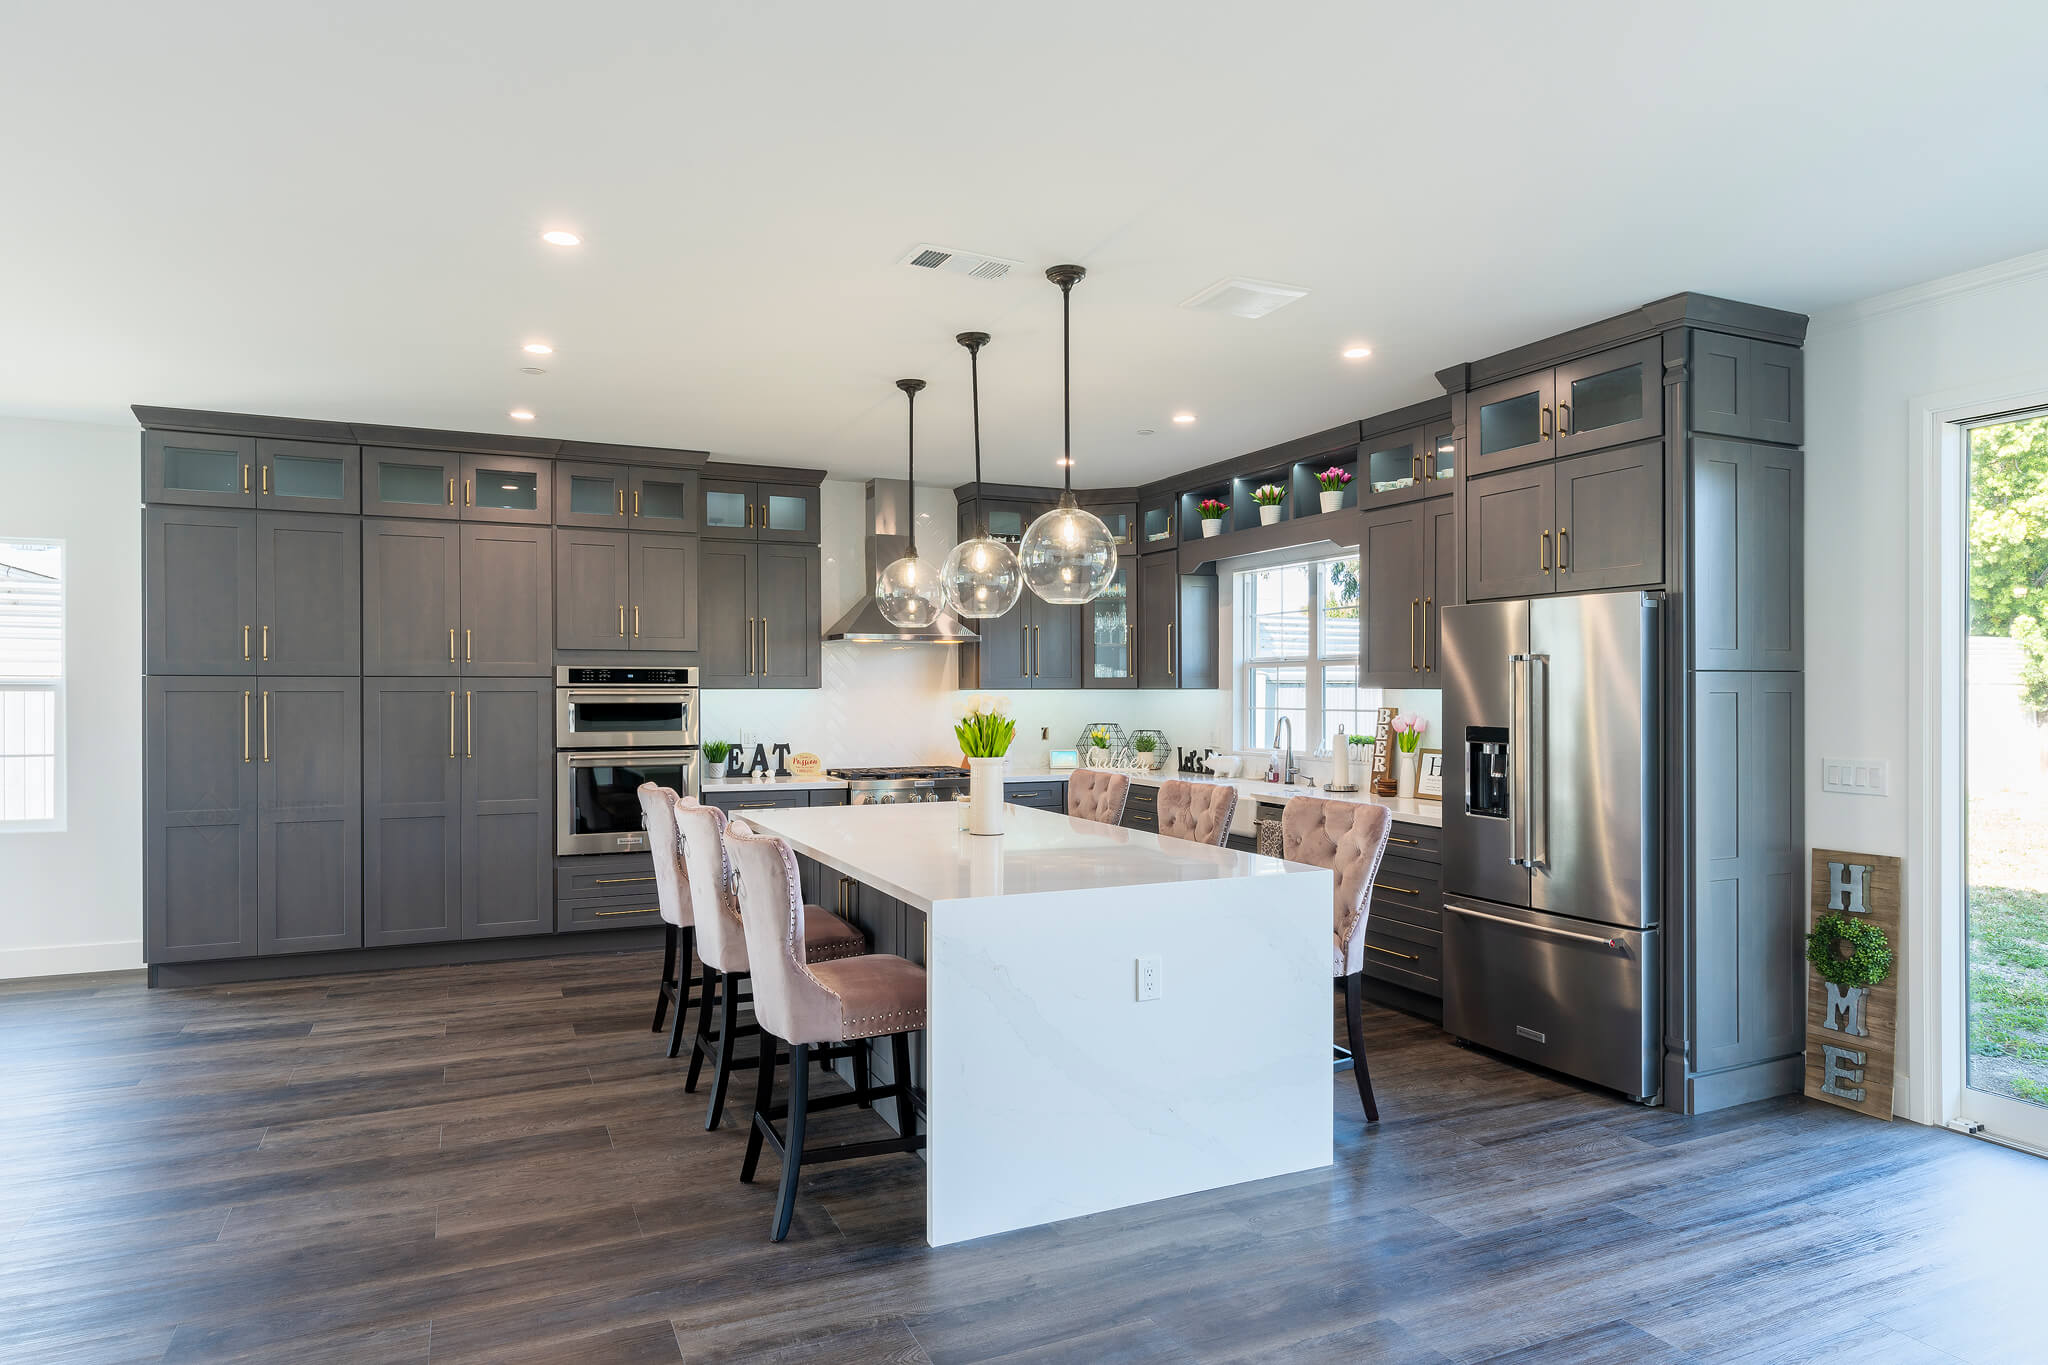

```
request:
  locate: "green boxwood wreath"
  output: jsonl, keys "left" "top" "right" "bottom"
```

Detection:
{"left": 1806, "top": 912, "right": 1894, "bottom": 989}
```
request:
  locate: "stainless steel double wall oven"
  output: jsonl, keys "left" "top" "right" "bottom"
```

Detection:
{"left": 555, "top": 666, "right": 700, "bottom": 856}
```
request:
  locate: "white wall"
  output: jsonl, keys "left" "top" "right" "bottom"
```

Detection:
{"left": 0, "top": 417, "right": 142, "bottom": 978}
{"left": 1805, "top": 246, "right": 2048, "bottom": 1118}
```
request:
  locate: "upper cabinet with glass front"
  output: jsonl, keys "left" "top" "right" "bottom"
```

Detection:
{"left": 144, "top": 432, "right": 362, "bottom": 514}
{"left": 555, "top": 461, "right": 699, "bottom": 533}
{"left": 1467, "top": 338, "right": 1663, "bottom": 476}
{"left": 700, "top": 477, "right": 819, "bottom": 544}
{"left": 257, "top": 440, "right": 360, "bottom": 514}
{"left": 360, "top": 448, "right": 550, "bottom": 523}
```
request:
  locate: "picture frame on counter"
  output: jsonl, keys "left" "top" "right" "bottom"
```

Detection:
{"left": 1417, "top": 749, "right": 1443, "bottom": 801}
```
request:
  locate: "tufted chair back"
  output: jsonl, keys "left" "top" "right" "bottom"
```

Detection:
{"left": 1066, "top": 769, "right": 1131, "bottom": 826}
{"left": 724, "top": 822, "right": 837, "bottom": 1047}
{"left": 1281, "top": 797, "right": 1393, "bottom": 977}
{"left": 673, "top": 798, "right": 747, "bottom": 973}
{"left": 636, "top": 784, "right": 692, "bottom": 929}
{"left": 1156, "top": 779, "right": 1238, "bottom": 847}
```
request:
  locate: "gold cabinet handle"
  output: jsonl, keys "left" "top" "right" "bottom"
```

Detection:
{"left": 1374, "top": 882, "right": 1421, "bottom": 897}
{"left": 595, "top": 875, "right": 655, "bottom": 885}
{"left": 634, "top": 605, "right": 641, "bottom": 639}
{"left": 593, "top": 907, "right": 659, "bottom": 917}
{"left": 1389, "top": 835, "right": 1419, "bottom": 846}
{"left": 242, "top": 624, "right": 250, "bottom": 660}
{"left": 448, "top": 627, "right": 456, "bottom": 662}
{"left": 633, "top": 489, "right": 641, "bottom": 517}
{"left": 241, "top": 463, "right": 251, "bottom": 494}
{"left": 243, "top": 691, "right": 251, "bottom": 763}
{"left": 618, "top": 604, "right": 626, "bottom": 638}
{"left": 746, "top": 501, "right": 754, "bottom": 528}
{"left": 1558, "top": 528, "right": 1569, "bottom": 571}
{"left": 448, "top": 690, "right": 456, "bottom": 758}
{"left": 1541, "top": 529, "right": 1551, "bottom": 573}
{"left": 1411, "top": 452, "right": 1421, "bottom": 483}
{"left": 1367, "top": 942, "right": 1419, "bottom": 962}
{"left": 1423, "top": 597, "right": 1433, "bottom": 671}
{"left": 733, "top": 801, "right": 779, "bottom": 810}
{"left": 261, "top": 690, "right": 270, "bottom": 763}
{"left": 260, "top": 464, "right": 270, "bottom": 495}
{"left": 261, "top": 624, "right": 269, "bottom": 661}
{"left": 1558, "top": 400, "right": 1572, "bottom": 435}
{"left": 1410, "top": 598, "right": 1420, "bottom": 671}
{"left": 759, "top": 617, "right": 767, "bottom": 673}
{"left": 747, "top": 616, "right": 756, "bottom": 675}
{"left": 1540, "top": 405, "right": 1552, "bottom": 440}
{"left": 464, "top": 478, "right": 473, "bottom": 507}
{"left": 465, "top": 690, "right": 472, "bottom": 758}
{"left": 447, "top": 476, "right": 456, "bottom": 506}
{"left": 464, "top": 628, "right": 472, "bottom": 662}
{"left": 1167, "top": 621, "right": 1174, "bottom": 677}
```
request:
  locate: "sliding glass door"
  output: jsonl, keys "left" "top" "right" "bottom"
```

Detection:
{"left": 1962, "top": 409, "right": 2048, "bottom": 1146}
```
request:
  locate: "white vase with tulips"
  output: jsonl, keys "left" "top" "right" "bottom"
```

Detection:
{"left": 956, "top": 696, "right": 1016, "bottom": 836}
{"left": 1391, "top": 712, "right": 1426, "bottom": 799}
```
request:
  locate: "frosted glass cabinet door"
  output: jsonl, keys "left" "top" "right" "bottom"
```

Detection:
{"left": 553, "top": 461, "right": 631, "bottom": 529}
{"left": 460, "top": 454, "right": 552, "bottom": 525}
{"left": 363, "top": 448, "right": 462, "bottom": 520}
{"left": 143, "top": 431, "right": 258, "bottom": 508}
{"left": 1554, "top": 338, "right": 1663, "bottom": 459}
{"left": 256, "top": 440, "right": 359, "bottom": 514}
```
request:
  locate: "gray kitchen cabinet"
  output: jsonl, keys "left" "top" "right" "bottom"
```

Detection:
{"left": 700, "top": 477, "right": 819, "bottom": 544}
{"left": 362, "top": 518, "right": 461, "bottom": 676}
{"left": 1358, "top": 502, "right": 1426, "bottom": 685}
{"left": 1357, "top": 424, "right": 1432, "bottom": 507}
{"left": 362, "top": 447, "right": 462, "bottom": 520}
{"left": 1083, "top": 498, "right": 1137, "bottom": 550}
{"left": 1136, "top": 555, "right": 1218, "bottom": 689}
{"left": 554, "top": 461, "right": 633, "bottom": 529}
{"left": 1554, "top": 338, "right": 1663, "bottom": 459}
{"left": 1467, "top": 368, "right": 1556, "bottom": 476}
{"left": 458, "top": 679, "right": 554, "bottom": 938}
{"left": 697, "top": 540, "right": 757, "bottom": 688}
{"left": 145, "top": 676, "right": 259, "bottom": 963}
{"left": 362, "top": 678, "right": 464, "bottom": 946}
{"left": 1032, "top": 598, "right": 1082, "bottom": 689}
{"left": 963, "top": 591, "right": 1079, "bottom": 690}
{"left": 755, "top": 543, "right": 819, "bottom": 686}
{"left": 1423, "top": 497, "right": 1456, "bottom": 679}
{"left": 255, "top": 512, "right": 360, "bottom": 675}
{"left": 460, "top": 453, "right": 552, "bottom": 525}
{"left": 1084, "top": 553, "right": 1136, "bottom": 688}
{"left": 142, "top": 431, "right": 257, "bottom": 509}
{"left": 555, "top": 528, "right": 631, "bottom": 651}
{"left": 1555, "top": 441, "right": 1664, "bottom": 592}
{"left": 255, "top": 677, "right": 362, "bottom": 955}
{"left": 459, "top": 524, "right": 552, "bottom": 675}
{"left": 1691, "top": 333, "right": 1804, "bottom": 445}
{"left": 629, "top": 467, "right": 699, "bottom": 533}
{"left": 1137, "top": 490, "right": 1177, "bottom": 552}
{"left": 1692, "top": 438, "right": 1803, "bottom": 670}
{"left": 255, "top": 440, "right": 360, "bottom": 515}
{"left": 631, "top": 532, "right": 701, "bottom": 653}
{"left": 145, "top": 506, "right": 257, "bottom": 676}
{"left": 1465, "top": 463, "right": 1557, "bottom": 601}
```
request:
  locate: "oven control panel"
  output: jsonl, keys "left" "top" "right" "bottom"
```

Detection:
{"left": 559, "top": 666, "right": 699, "bottom": 686}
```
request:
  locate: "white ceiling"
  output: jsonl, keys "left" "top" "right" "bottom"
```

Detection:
{"left": 5, "top": 1, "right": 2047, "bottom": 487}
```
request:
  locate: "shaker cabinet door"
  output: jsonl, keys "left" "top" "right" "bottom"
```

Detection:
{"left": 629, "top": 467, "right": 700, "bottom": 533}
{"left": 1031, "top": 599, "right": 1083, "bottom": 690}
{"left": 256, "top": 677, "right": 362, "bottom": 955}
{"left": 1554, "top": 338, "right": 1663, "bottom": 458}
{"left": 555, "top": 528, "right": 631, "bottom": 651}
{"left": 362, "top": 447, "right": 462, "bottom": 520}
{"left": 1359, "top": 503, "right": 1425, "bottom": 686}
{"left": 631, "top": 532, "right": 702, "bottom": 653}
{"left": 256, "top": 512, "right": 360, "bottom": 675}
{"left": 1422, "top": 497, "right": 1457, "bottom": 680}
{"left": 1691, "top": 438, "right": 1803, "bottom": 670}
{"left": 697, "top": 541, "right": 759, "bottom": 688}
{"left": 145, "top": 677, "right": 260, "bottom": 962}
{"left": 459, "top": 679, "right": 554, "bottom": 938}
{"left": 756, "top": 544, "right": 820, "bottom": 687}
{"left": 362, "top": 519, "right": 461, "bottom": 676}
{"left": 460, "top": 454, "right": 551, "bottom": 526}
{"left": 363, "top": 679, "right": 463, "bottom": 946}
{"left": 146, "top": 506, "right": 257, "bottom": 676}
{"left": 142, "top": 431, "right": 257, "bottom": 509}
{"left": 755, "top": 483, "right": 820, "bottom": 544}
{"left": 459, "top": 524, "right": 552, "bottom": 675}
{"left": 555, "top": 461, "right": 632, "bottom": 529}
{"left": 1465, "top": 464, "right": 1557, "bottom": 601}
{"left": 1554, "top": 441, "right": 1664, "bottom": 593}
{"left": 969, "top": 595, "right": 1031, "bottom": 691}
{"left": 1136, "top": 553, "right": 1178, "bottom": 688}
{"left": 256, "top": 440, "right": 360, "bottom": 515}
{"left": 1466, "top": 369, "right": 1556, "bottom": 476}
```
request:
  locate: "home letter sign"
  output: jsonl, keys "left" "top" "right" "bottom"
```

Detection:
{"left": 1804, "top": 850, "right": 1902, "bottom": 1120}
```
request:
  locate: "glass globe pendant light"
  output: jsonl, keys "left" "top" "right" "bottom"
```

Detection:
{"left": 940, "top": 331, "right": 1024, "bottom": 619}
{"left": 875, "top": 378, "right": 948, "bottom": 630}
{"left": 1018, "top": 264, "right": 1118, "bottom": 606}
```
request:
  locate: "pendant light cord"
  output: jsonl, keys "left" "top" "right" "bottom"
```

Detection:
{"left": 972, "top": 343, "right": 985, "bottom": 530}
{"left": 1060, "top": 275, "right": 1073, "bottom": 494}
{"left": 895, "top": 378, "right": 925, "bottom": 559}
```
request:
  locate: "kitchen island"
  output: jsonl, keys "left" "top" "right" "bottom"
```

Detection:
{"left": 741, "top": 801, "right": 1334, "bottom": 1246}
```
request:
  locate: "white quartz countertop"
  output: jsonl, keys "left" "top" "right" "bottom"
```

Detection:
{"left": 741, "top": 802, "right": 1312, "bottom": 913}
{"left": 701, "top": 775, "right": 849, "bottom": 792}
{"left": 997, "top": 765, "right": 1443, "bottom": 828}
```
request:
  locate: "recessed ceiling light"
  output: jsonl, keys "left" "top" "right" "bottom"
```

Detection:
{"left": 508, "top": 409, "right": 535, "bottom": 421}
{"left": 521, "top": 366, "right": 547, "bottom": 375}
{"left": 1172, "top": 413, "right": 1196, "bottom": 424}
{"left": 523, "top": 342, "right": 554, "bottom": 355}
{"left": 540, "top": 230, "right": 581, "bottom": 247}
{"left": 1342, "top": 346, "right": 1372, "bottom": 360}
{"left": 1136, "top": 429, "right": 1155, "bottom": 436}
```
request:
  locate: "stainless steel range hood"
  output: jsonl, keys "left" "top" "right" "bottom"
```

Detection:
{"left": 824, "top": 479, "right": 979, "bottom": 643}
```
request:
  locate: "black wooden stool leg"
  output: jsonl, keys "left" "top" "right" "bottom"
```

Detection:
{"left": 771, "top": 1042, "right": 811, "bottom": 1242}
{"left": 740, "top": 1035, "right": 778, "bottom": 1185}
{"left": 652, "top": 923, "right": 677, "bottom": 1032}
{"left": 1344, "top": 971, "right": 1379, "bottom": 1122}
{"left": 852, "top": 1041, "right": 871, "bottom": 1109}
{"left": 705, "top": 969, "right": 743, "bottom": 1130}
{"left": 681, "top": 962, "right": 716, "bottom": 1070}
{"left": 890, "top": 1032, "right": 917, "bottom": 1141}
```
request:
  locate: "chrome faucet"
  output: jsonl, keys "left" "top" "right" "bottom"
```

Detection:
{"left": 1273, "top": 716, "right": 1298, "bottom": 785}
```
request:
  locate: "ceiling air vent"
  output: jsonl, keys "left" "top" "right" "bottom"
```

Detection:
{"left": 1180, "top": 276, "right": 1311, "bottom": 320}
{"left": 899, "top": 243, "right": 1022, "bottom": 281}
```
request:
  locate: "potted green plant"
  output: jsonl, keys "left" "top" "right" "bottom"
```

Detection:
{"left": 1132, "top": 732, "right": 1158, "bottom": 771}
{"left": 1197, "top": 498, "right": 1229, "bottom": 538}
{"left": 1316, "top": 466, "right": 1352, "bottom": 514}
{"left": 1252, "top": 484, "right": 1286, "bottom": 526}
{"left": 955, "top": 696, "right": 1017, "bottom": 836}
{"left": 702, "top": 740, "right": 733, "bottom": 776}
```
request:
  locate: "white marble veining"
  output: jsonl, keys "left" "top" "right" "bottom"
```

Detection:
{"left": 747, "top": 801, "right": 1334, "bottom": 1247}
{"left": 998, "top": 765, "right": 1445, "bottom": 829}
{"left": 700, "top": 774, "right": 849, "bottom": 793}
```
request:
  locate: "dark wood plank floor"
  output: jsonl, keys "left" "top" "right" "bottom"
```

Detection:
{"left": 2, "top": 951, "right": 2041, "bottom": 1364}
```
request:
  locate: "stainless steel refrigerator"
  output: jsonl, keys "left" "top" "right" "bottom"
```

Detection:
{"left": 1438, "top": 589, "right": 1662, "bottom": 1101}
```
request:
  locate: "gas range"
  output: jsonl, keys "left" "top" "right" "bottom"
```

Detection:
{"left": 827, "top": 765, "right": 970, "bottom": 805}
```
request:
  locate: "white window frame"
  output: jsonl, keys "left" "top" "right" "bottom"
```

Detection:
{"left": 0, "top": 537, "right": 65, "bottom": 833}
{"left": 1236, "top": 553, "right": 1370, "bottom": 755}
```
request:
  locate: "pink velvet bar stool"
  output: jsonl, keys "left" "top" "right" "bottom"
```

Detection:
{"left": 1154, "top": 779, "right": 1238, "bottom": 846}
{"left": 637, "top": 783, "right": 702, "bottom": 1056}
{"left": 726, "top": 820, "right": 929, "bottom": 1243}
{"left": 1066, "top": 768, "right": 1131, "bottom": 825}
{"left": 669, "top": 796, "right": 869, "bottom": 1131}
{"left": 1281, "top": 796, "right": 1394, "bottom": 1121}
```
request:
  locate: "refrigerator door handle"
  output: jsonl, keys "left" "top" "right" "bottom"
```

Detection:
{"left": 1508, "top": 653, "right": 1530, "bottom": 867}
{"left": 1528, "top": 652, "right": 1548, "bottom": 869}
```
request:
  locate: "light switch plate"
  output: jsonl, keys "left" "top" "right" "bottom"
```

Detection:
{"left": 1823, "top": 758, "right": 1889, "bottom": 797}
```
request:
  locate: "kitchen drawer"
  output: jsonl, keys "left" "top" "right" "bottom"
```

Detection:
{"left": 1004, "top": 781, "right": 1066, "bottom": 810}
{"left": 706, "top": 789, "right": 811, "bottom": 813}
{"left": 556, "top": 854, "right": 657, "bottom": 901}
{"left": 1370, "top": 867, "right": 1442, "bottom": 933}
{"left": 558, "top": 895, "right": 664, "bottom": 932}
{"left": 1385, "top": 821, "right": 1439, "bottom": 859}
{"left": 1125, "top": 783, "right": 1158, "bottom": 806}
{"left": 1361, "top": 924, "right": 1442, "bottom": 989}
{"left": 1381, "top": 851, "right": 1442, "bottom": 885}
{"left": 1123, "top": 806, "right": 1159, "bottom": 832}
{"left": 809, "top": 789, "right": 849, "bottom": 807}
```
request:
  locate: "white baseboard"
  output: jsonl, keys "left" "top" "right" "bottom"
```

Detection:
{"left": 0, "top": 939, "right": 145, "bottom": 982}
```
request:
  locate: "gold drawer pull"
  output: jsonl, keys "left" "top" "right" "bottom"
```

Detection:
{"left": 1373, "top": 882, "right": 1421, "bottom": 897}
{"left": 594, "top": 875, "right": 654, "bottom": 885}
{"left": 734, "top": 801, "right": 779, "bottom": 809}
{"left": 1367, "top": 943, "right": 1419, "bottom": 962}
{"left": 594, "top": 907, "right": 658, "bottom": 917}
{"left": 1389, "top": 836, "right": 1419, "bottom": 846}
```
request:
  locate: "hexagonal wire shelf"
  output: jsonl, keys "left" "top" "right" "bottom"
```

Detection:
{"left": 1076, "top": 722, "right": 1128, "bottom": 768}
{"left": 1128, "top": 728, "right": 1170, "bottom": 772}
